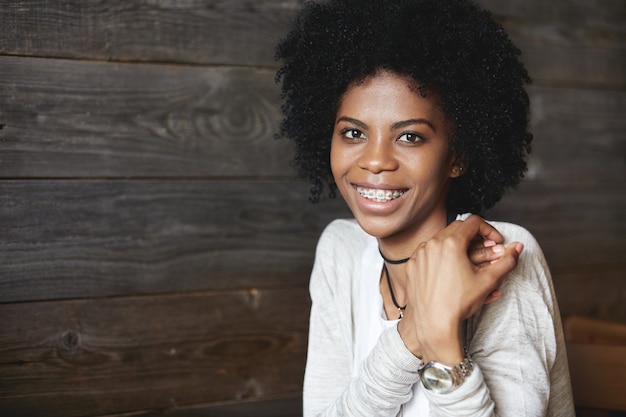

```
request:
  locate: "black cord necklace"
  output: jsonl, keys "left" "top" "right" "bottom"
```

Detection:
{"left": 379, "top": 248, "right": 409, "bottom": 319}
{"left": 382, "top": 263, "right": 406, "bottom": 319}
{"left": 378, "top": 248, "right": 410, "bottom": 265}
{"left": 383, "top": 263, "right": 407, "bottom": 319}
{"left": 378, "top": 211, "right": 456, "bottom": 320}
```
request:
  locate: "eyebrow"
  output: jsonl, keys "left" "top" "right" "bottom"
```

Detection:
{"left": 336, "top": 116, "right": 435, "bottom": 132}
{"left": 392, "top": 118, "right": 435, "bottom": 132}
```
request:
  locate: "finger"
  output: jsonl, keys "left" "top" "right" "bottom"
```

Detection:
{"left": 469, "top": 243, "right": 505, "bottom": 265}
{"left": 484, "top": 288, "right": 502, "bottom": 304}
{"left": 481, "top": 242, "right": 524, "bottom": 285}
{"left": 465, "top": 215, "right": 506, "bottom": 244}
{"left": 468, "top": 238, "right": 496, "bottom": 251}
{"left": 450, "top": 215, "right": 505, "bottom": 247}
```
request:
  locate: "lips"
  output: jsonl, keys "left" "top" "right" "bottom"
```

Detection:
{"left": 356, "top": 186, "right": 406, "bottom": 203}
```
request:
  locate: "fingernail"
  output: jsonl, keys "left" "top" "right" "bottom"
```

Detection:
{"left": 492, "top": 245, "right": 504, "bottom": 254}
{"left": 483, "top": 239, "right": 496, "bottom": 247}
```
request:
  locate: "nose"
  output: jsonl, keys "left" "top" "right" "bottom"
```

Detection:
{"left": 357, "top": 137, "right": 399, "bottom": 173}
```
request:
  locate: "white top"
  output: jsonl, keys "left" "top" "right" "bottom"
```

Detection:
{"left": 303, "top": 215, "right": 575, "bottom": 417}
{"left": 353, "top": 238, "right": 429, "bottom": 416}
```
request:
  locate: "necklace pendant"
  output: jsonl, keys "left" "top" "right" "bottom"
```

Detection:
{"left": 398, "top": 309, "right": 403, "bottom": 320}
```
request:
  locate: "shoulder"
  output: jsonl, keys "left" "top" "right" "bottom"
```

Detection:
{"left": 487, "top": 220, "right": 543, "bottom": 256}
{"left": 483, "top": 219, "right": 548, "bottom": 280}
{"left": 472, "top": 216, "right": 561, "bottom": 330}
{"left": 316, "top": 218, "right": 373, "bottom": 256}
{"left": 458, "top": 213, "right": 541, "bottom": 251}
{"left": 310, "top": 218, "right": 374, "bottom": 294}
{"left": 460, "top": 214, "right": 555, "bottom": 305}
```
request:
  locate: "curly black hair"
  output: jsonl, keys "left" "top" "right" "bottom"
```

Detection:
{"left": 275, "top": 0, "right": 532, "bottom": 214}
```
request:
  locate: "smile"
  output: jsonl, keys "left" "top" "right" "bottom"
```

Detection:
{"left": 356, "top": 186, "right": 405, "bottom": 203}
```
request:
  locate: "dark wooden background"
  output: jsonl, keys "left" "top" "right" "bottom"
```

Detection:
{"left": 0, "top": 1, "right": 624, "bottom": 416}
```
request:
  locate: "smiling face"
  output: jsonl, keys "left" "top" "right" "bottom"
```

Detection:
{"left": 331, "top": 71, "right": 462, "bottom": 243}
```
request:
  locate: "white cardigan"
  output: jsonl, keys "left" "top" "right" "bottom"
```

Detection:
{"left": 303, "top": 216, "right": 575, "bottom": 417}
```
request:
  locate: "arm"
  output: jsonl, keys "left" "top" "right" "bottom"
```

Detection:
{"left": 303, "top": 221, "right": 421, "bottom": 417}
{"left": 304, "top": 218, "right": 530, "bottom": 416}
{"left": 460, "top": 225, "right": 574, "bottom": 416}
{"left": 423, "top": 223, "right": 574, "bottom": 416}
{"left": 395, "top": 215, "right": 523, "bottom": 416}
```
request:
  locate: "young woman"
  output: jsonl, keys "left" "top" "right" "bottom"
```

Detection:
{"left": 275, "top": 0, "right": 575, "bottom": 415}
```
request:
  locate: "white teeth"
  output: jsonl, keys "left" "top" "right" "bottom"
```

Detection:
{"left": 356, "top": 186, "right": 405, "bottom": 202}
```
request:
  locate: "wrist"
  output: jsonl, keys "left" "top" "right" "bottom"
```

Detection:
{"left": 397, "top": 308, "right": 464, "bottom": 364}
{"left": 416, "top": 321, "right": 463, "bottom": 365}
{"left": 397, "top": 314, "right": 422, "bottom": 357}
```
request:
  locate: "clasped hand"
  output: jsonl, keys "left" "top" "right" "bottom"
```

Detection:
{"left": 397, "top": 215, "right": 524, "bottom": 365}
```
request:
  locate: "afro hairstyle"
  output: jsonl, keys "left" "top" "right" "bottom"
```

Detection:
{"left": 275, "top": 0, "right": 532, "bottom": 214}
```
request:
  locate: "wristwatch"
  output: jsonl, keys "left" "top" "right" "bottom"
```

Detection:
{"left": 418, "top": 354, "right": 474, "bottom": 394}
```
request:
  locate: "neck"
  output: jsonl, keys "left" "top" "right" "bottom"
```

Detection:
{"left": 377, "top": 207, "right": 449, "bottom": 262}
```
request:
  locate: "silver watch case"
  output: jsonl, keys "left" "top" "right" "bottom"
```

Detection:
{"left": 418, "top": 356, "right": 474, "bottom": 394}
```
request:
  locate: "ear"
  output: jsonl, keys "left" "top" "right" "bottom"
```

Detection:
{"left": 449, "top": 156, "right": 467, "bottom": 179}
{"left": 450, "top": 165, "right": 465, "bottom": 178}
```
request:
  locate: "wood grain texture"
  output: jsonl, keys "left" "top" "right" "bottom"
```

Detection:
{"left": 1, "top": 0, "right": 623, "bottom": 88}
{"left": 486, "top": 179, "right": 626, "bottom": 322}
{"left": 2, "top": 178, "right": 624, "bottom": 320}
{"left": 0, "top": 288, "right": 309, "bottom": 417}
{"left": 526, "top": 86, "right": 626, "bottom": 183}
{"left": 475, "top": 0, "right": 626, "bottom": 87}
{"left": 1, "top": 1, "right": 625, "bottom": 415}
{"left": 485, "top": 181, "right": 626, "bottom": 268}
{"left": 0, "top": 180, "right": 351, "bottom": 303}
{"left": 0, "top": 56, "right": 293, "bottom": 178}
{"left": 477, "top": 0, "right": 625, "bottom": 28}
{"left": 0, "top": 0, "right": 302, "bottom": 67}
{"left": 1, "top": 56, "right": 624, "bottom": 180}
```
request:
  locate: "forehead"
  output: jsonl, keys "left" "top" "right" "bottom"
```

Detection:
{"left": 337, "top": 71, "right": 447, "bottom": 126}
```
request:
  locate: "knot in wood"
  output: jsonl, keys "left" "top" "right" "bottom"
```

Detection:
{"left": 62, "top": 330, "right": 80, "bottom": 352}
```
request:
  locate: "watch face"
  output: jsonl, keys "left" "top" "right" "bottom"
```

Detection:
{"left": 421, "top": 364, "right": 454, "bottom": 393}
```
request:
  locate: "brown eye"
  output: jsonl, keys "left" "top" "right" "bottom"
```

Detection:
{"left": 398, "top": 132, "right": 424, "bottom": 144}
{"left": 342, "top": 128, "right": 365, "bottom": 139}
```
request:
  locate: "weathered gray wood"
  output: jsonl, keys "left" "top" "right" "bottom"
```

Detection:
{"left": 1, "top": 0, "right": 623, "bottom": 87}
{"left": 526, "top": 86, "right": 626, "bottom": 183}
{"left": 0, "top": 56, "right": 294, "bottom": 178}
{"left": 2, "top": 177, "right": 624, "bottom": 307}
{"left": 476, "top": 0, "right": 626, "bottom": 88}
{"left": 0, "top": 0, "right": 302, "bottom": 67}
{"left": 1, "top": 55, "right": 624, "bottom": 181}
{"left": 485, "top": 180, "right": 626, "bottom": 269}
{"left": 0, "top": 180, "right": 351, "bottom": 303}
{"left": 0, "top": 3, "right": 624, "bottom": 417}
{"left": 0, "top": 288, "right": 309, "bottom": 417}
{"left": 485, "top": 179, "right": 626, "bottom": 317}
{"left": 478, "top": 0, "right": 625, "bottom": 28}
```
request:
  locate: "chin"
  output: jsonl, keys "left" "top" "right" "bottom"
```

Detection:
{"left": 352, "top": 216, "right": 403, "bottom": 239}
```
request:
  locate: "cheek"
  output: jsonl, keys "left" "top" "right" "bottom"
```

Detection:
{"left": 405, "top": 153, "right": 453, "bottom": 189}
{"left": 329, "top": 139, "right": 346, "bottom": 178}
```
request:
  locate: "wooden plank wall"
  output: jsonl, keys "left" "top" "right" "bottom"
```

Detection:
{"left": 0, "top": 1, "right": 624, "bottom": 416}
